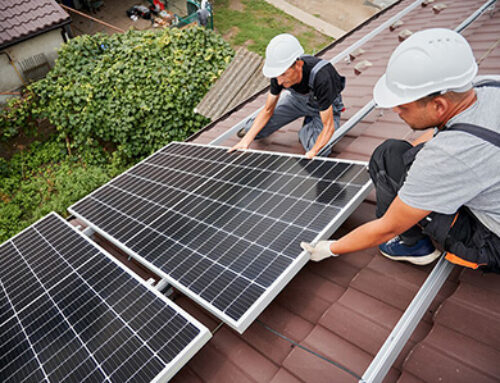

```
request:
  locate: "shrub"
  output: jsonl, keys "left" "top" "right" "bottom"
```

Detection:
{"left": 32, "top": 27, "right": 233, "bottom": 159}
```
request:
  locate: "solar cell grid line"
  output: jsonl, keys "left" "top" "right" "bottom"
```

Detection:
{"left": 70, "top": 142, "right": 372, "bottom": 333}
{"left": 0, "top": 218, "right": 210, "bottom": 383}
{"left": 78, "top": 188, "right": 279, "bottom": 295}
{"left": 0, "top": 213, "right": 211, "bottom": 383}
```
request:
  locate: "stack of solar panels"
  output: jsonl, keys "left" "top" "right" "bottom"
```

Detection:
{"left": 69, "top": 143, "right": 372, "bottom": 332}
{"left": 0, "top": 213, "right": 211, "bottom": 383}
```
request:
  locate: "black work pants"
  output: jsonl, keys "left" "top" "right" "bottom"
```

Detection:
{"left": 368, "top": 139, "right": 424, "bottom": 246}
{"left": 368, "top": 139, "right": 500, "bottom": 273}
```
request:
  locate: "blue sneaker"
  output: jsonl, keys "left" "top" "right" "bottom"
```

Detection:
{"left": 378, "top": 236, "right": 442, "bottom": 265}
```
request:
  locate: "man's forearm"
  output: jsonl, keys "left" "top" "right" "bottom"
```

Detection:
{"left": 310, "top": 122, "right": 335, "bottom": 154}
{"left": 244, "top": 108, "right": 273, "bottom": 142}
{"left": 330, "top": 218, "right": 399, "bottom": 255}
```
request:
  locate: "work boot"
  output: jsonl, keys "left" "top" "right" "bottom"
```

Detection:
{"left": 237, "top": 128, "right": 247, "bottom": 138}
{"left": 378, "top": 236, "right": 442, "bottom": 265}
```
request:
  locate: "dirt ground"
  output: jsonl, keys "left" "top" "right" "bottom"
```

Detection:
{"left": 286, "top": 0, "right": 386, "bottom": 32}
{"left": 69, "top": 0, "right": 189, "bottom": 36}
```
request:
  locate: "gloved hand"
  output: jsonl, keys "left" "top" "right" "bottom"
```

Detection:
{"left": 300, "top": 240, "right": 339, "bottom": 262}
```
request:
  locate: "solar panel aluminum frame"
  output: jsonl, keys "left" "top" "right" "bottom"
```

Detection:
{"left": 0, "top": 212, "right": 212, "bottom": 383}
{"left": 69, "top": 142, "right": 373, "bottom": 333}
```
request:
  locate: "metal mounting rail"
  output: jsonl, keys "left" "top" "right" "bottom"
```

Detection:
{"left": 208, "top": 0, "right": 426, "bottom": 146}
{"left": 360, "top": 3, "right": 497, "bottom": 382}
{"left": 360, "top": 255, "right": 455, "bottom": 383}
{"left": 322, "top": 0, "right": 498, "bottom": 154}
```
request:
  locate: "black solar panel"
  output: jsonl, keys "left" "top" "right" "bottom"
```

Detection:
{"left": 69, "top": 143, "right": 372, "bottom": 332}
{"left": 0, "top": 213, "right": 210, "bottom": 383}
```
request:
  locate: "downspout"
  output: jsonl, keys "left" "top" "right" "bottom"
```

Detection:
{"left": 0, "top": 51, "right": 26, "bottom": 86}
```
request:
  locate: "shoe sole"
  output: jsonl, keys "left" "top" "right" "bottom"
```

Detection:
{"left": 379, "top": 248, "right": 443, "bottom": 265}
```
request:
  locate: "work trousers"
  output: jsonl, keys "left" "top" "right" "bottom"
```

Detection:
{"left": 243, "top": 90, "right": 344, "bottom": 156}
{"left": 369, "top": 139, "right": 500, "bottom": 273}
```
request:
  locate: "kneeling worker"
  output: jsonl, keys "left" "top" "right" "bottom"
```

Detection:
{"left": 302, "top": 28, "right": 500, "bottom": 273}
{"left": 229, "top": 33, "right": 345, "bottom": 159}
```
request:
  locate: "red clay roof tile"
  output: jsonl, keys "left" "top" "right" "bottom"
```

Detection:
{"left": 178, "top": 1, "right": 500, "bottom": 381}
{"left": 0, "top": 0, "right": 70, "bottom": 48}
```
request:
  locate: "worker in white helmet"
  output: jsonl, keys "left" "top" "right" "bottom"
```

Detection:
{"left": 302, "top": 28, "right": 500, "bottom": 273}
{"left": 229, "top": 33, "right": 345, "bottom": 159}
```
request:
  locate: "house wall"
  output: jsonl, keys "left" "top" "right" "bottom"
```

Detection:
{"left": 0, "top": 29, "right": 65, "bottom": 93}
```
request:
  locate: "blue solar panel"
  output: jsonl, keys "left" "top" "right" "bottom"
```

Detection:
{"left": 69, "top": 142, "right": 372, "bottom": 332}
{"left": 0, "top": 213, "right": 210, "bottom": 383}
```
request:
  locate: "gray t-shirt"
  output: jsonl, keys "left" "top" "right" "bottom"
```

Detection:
{"left": 399, "top": 76, "right": 500, "bottom": 236}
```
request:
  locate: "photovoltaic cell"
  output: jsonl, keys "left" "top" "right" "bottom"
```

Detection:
{"left": 69, "top": 142, "right": 372, "bottom": 332}
{"left": 0, "top": 213, "right": 211, "bottom": 383}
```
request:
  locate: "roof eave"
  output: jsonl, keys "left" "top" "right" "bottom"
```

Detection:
{"left": 0, "top": 18, "right": 72, "bottom": 51}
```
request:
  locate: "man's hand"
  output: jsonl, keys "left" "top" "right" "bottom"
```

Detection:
{"left": 305, "top": 149, "right": 317, "bottom": 159}
{"left": 300, "top": 240, "right": 338, "bottom": 262}
{"left": 228, "top": 138, "right": 251, "bottom": 153}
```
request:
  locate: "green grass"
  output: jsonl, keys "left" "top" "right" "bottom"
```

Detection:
{"left": 213, "top": 0, "right": 332, "bottom": 56}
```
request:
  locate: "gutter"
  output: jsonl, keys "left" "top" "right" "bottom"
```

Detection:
{"left": 0, "top": 18, "right": 72, "bottom": 51}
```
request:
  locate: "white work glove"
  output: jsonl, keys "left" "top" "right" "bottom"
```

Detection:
{"left": 300, "top": 240, "right": 339, "bottom": 262}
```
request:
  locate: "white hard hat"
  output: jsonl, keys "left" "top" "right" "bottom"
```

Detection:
{"left": 373, "top": 28, "right": 478, "bottom": 108}
{"left": 262, "top": 33, "right": 304, "bottom": 78}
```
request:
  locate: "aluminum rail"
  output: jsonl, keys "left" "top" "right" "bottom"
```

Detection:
{"left": 360, "top": 2, "right": 497, "bottom": 382}
{"left": 323, "top": 0, "right": 498, "bottom": 156}
{"left": 208, "top": 0, "right": 426, "bottom": 146}
{"left": 360, "top": 255, "right": 455, "bottom": 383}
{"left": 454, "top": 0, "right": 496, "bottom": 33}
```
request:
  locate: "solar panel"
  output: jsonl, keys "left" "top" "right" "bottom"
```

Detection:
{"left": 0, "top": 213, "right": 211, "bottom": 383}
{"left": 69, "top": 142, "right": 372, "bottom": 333}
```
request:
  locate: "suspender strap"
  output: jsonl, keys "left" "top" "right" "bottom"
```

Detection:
{"left": 474, "top": 79, "right": 500, "bottom": 88}
{"left": 444, "top": 123, "right": 500, "bottom": 148}
{"left": 308, "top": 59, "right": 330, "bottom": 89}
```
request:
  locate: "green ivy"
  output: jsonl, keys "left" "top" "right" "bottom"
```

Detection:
{"left": 31, "top": 27, "right": 233, "bottom": 159}
{"left": 0, "top": 27, "right": 233, "bottom": 243}
{"left": 0, "top": 93, "right": 42, "bottom": 141}
{"left": 0, "top": 138, "right": 126, "bottom": 243}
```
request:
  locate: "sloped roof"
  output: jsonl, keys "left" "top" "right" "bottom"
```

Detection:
{"left": 172, "top": 0, "right": 500, "bottom": 382}
{"left": 195, "top": 48, "right": 269, "bottom": 121}
{"left": 0, "top": 0, "right": 70, "bottom": 49}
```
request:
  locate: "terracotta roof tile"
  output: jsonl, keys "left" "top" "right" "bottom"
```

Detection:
{"left": 0, "top": 0, "right": 70, "bottom": 48}
{"left": 403, "top": 325, "right": 500, "bottom": 383}
{"left": 283, "top": 324, "right": 400, "bottom": 383}
{"left": 269, "top": 368, "right": 302, "bottom": 383}
{"left": 178, "top": 1, "right": 500, "bottom": 381}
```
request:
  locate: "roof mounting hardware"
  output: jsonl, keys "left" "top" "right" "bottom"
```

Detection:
{"left": 349, "top": 48, "right": 366, "bottom": 61}
{"left": 421, "top": 0, "right": 435, "bottom": 6}
{"left": 398, "top": 29, "right": 413, "bottom": 42}
{"left": 433, "top": 3, "right": 448, "bottom": 13}
{"left": 487, "top": 3, "right": 496, "bottom": 15}
{"left": 354, "top": 59, "right": 373, "bottom": 75}
{"left": 390, "top": 19, "right": 404, "bottom": 31}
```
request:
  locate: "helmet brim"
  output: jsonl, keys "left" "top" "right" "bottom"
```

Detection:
{"left": 262, "top": 63, "right": 288, "bottom": 78}
{"left": 373, "top": 74, "right": 416, "bottom": 108}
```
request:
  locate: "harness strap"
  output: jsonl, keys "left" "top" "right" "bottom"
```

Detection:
{"left": 307, "top": 57, "right": 330, "bottom": 89}
{"left": 474, "top": 79, "right": 500, "bottom": 88}
{"left": 444, "top": 123, "right": 500, "bottom": 148}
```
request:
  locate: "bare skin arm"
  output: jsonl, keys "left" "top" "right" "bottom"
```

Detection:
{"left": 411, "top": 129, "right": 435, "bottom": 146}
{"left": 228, "top": 93, "right": 279, "bottom": 152}
{"left": 330, "top": 196, "right": 431, "bottom": 254}
{"left": 305, "top": 105, "right": 335, "bottom": 159}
